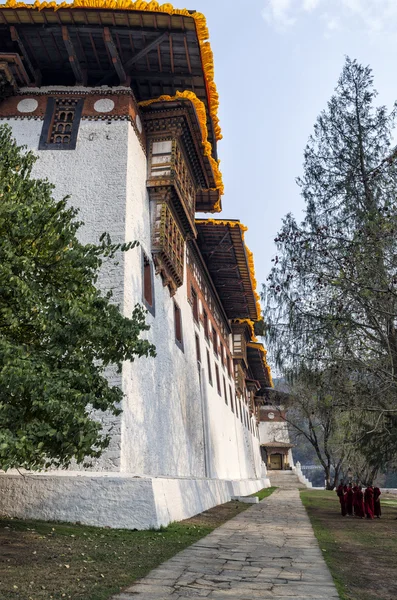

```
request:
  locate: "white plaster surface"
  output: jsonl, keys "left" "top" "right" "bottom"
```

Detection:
{"left": 93, "top": 98, "right": 115, "bottom": 112}
{"left": 7, "top": 116, "right": 130, "bottom": 472}
{"left": 0, "top": 473, "right": 269, "bottom": 529}
{"left": 17, "top": 98, "right": 38, "bottom": 112}
{"left": 2, "top": 105, "right": 270, "bottom": 527}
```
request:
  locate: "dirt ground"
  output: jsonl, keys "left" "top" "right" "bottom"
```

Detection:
{"left": 301, "top": 490, "right": 397, "bottom": 600}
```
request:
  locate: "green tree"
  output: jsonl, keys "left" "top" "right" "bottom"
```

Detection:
{"left": 273, "top": 369, "right": 355, "bottom": 489}
{"left": 0, "top": 125, "right": 156, "bottom": 471}
{"left": 264, "top": 58, "right": 397, "bottom": 462}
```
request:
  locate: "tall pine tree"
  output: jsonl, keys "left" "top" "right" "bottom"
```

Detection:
{"left": 264, "top": 58, "right": 397, "bottom": 462}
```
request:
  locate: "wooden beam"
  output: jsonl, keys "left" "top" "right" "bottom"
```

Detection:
{"left": 103, "top": 27, "right": 128, "bottom": 85}
{"left": 10, "top": 26, "right": 40, "bottom": 85}
{"left": 123, "top": 31, "right": 170, "bottom": 70}
{"left": 62, "top": 26, "right": 86, "bottom": 85}
{"left": 98, "top": 31, "right": 169, "bottom": 85}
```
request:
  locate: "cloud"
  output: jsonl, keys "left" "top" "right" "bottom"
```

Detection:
{"left": 303, "top": 0, "right": 321, "bottom": 11}
{"left": 262, "top": 0, "right": 397, "bottom": 36}
{"left": 262, "top": 0, "right": 296, "bottom": 30}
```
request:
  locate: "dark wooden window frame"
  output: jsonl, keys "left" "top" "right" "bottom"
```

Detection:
{"left": 174, "top": 301, "right": 183, "bottom": 351}
{"left": 203, "top": 309, "right": 209, "bottom": 341}
{"left": 191, "top": 286, "right": 199, "bottom": 323}
{"left": 207, "top": 349, "right": 213, "bottom": 386}
{"left": 195, "top": 333, "right": 201, "bottom": 367}
{"left": 223, "top": 377, "right": 228, "bottom": 406}
{"left": 142, "top": 250, "right": 155, "bottom": 316}
{"left": 229, "top": 386, "right": 234, "bottom": 413}
{"left": 212, "top": 326, "right": 218, "bottom": 356}
{"left": 215, "top": 363, "right": 221, "bottom": 396}
{"left": 39, "top": 97, "right": 84, "bottom": 150}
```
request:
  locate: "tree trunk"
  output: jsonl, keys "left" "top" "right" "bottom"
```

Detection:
{"left": 324, "top": 465, "right": 334, "bottom": 490}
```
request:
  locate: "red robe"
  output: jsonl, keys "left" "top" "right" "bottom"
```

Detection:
{"left": 373, "top": 487, "right": 381, "bottom": 518}
{"left": 336, "top": 484, "right": 347, "bottom": 516}
{"left": 346, "top": 487, "right": 354, "bottom": 516}
{"left": 355, "top": 488, "right": 365, "bottom": 518}
{"left": 352, "top": 485, "right": 359, "bottom": 516}
{"left": 364, "top": 487, "right": 374, "bottom": 519}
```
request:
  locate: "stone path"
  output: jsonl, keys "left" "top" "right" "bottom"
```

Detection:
{"left": 112, "top": 489, "right": 339, "bottom": 599}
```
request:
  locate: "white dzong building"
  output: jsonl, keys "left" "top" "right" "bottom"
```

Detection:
{"left": 0, "top": 1, "right": 274, "bottom": 529}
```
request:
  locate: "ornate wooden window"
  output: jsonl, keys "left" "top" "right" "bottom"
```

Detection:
{"left": 152, "top": 202, "right": 184, "bottom": 293}
{"left": 142, "top": 252, "right": 155, "bottom": 315}
{"left": 174, "top": 301, "right": 183, "bottom": 350}
{"left": 39, "top": 97, "right": 83, "bottom": 150}
{"left": 148, "top": 139, "right": 196, "bottom": 227}
{"left": 191, "top": 287, "right": 199, "bottom": 323}
{"left": 207, "top": 349, "right": 213, "bottom": 386}
{"left": 173, "top": 142, "right": 195, "bottom": 216}
{"left": 150, "top": 140, "right": 172, "bottom": 177}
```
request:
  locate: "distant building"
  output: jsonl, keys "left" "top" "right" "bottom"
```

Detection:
{"left": 259, "top": 404, "right": 294, "bottom": 471}
{"left": 0, "top": 1, "right": 273, "bottom": 529}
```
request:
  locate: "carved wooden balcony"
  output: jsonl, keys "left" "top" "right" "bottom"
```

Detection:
{"left": 147, "top": 139, "right": 196, "bottom": 238}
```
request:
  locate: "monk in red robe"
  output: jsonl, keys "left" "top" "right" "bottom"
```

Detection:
{"left": 336, "top": 482, "right": 347, "bottom": 516}
{"left": 364, "top": 486, "right": 374, "bottom": 519}
{"left": 355, "top": 486, "right": 365, "bottom": 518}
{"left": 373, "top": 487, "right": 381, "bottom": 518}
{"left": 346, "top": 484, "right": 354, "bottom": 516}
{"left": 352, "top": 485, "right": 359, "bottom": 516}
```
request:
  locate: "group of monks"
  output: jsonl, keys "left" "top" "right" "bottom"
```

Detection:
{"left": 336, "top": 483, "right": 381, "bottom": 519}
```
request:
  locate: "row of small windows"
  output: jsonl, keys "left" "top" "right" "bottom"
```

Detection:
{"left": 191, "top": 285, "right": 233, "bottom": 378}
{"left": 143, "top": 253, "right": 257, "bottom": 435}
{"left": 197, "top": 340, "right": 255, "bottom": 433}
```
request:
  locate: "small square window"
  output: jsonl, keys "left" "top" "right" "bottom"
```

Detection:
{"left": 174, "top": 301, "right": 183, "bottom": 350}
{"left": 39, "top": 97, "right": 84, "bottom": 150}
{"left": 191, "top": 287, "right": 199, "bottom": 323}
{"left": 207, "top": 349, "right": 213, "bottom": 386}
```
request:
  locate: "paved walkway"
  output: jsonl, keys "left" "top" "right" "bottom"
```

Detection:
{"left": 112, "top": 489, "right": 339, "bottom": 600}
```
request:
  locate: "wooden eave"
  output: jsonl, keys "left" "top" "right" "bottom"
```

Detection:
{"left": 195, "top": 220, "right": 259, "bottom": 321}
{"left": 0, "top": 6, "right": 217, "bottom": 155}
{"left": 247, "top": 342, "right": 272, "bottom": 392}
{"left": 188, "top": 238, "right": 232, "bottom": 335}
{"left": 141, "top": 98, "right": 218, "bottom": 195}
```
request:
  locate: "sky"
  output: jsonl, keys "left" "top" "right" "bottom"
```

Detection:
{"left": 168, "top": 0, "right": 397, "bottom": 288}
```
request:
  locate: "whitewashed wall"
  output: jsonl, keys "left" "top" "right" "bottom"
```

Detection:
{"left": 7, "top": 114, "right": 129, "bottom": 472}
{"left": 4, "top": 98, "right": 263, "bottom": 483}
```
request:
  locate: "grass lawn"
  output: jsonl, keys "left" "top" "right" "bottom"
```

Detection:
{"left": 251, "top": 486, "right": 277, "bottom": 501}
{"left": 0, "top": 493, "right": 273, "bottom": 600}
{"left": 301, "top": 489, "right": 397, "bottom": 600}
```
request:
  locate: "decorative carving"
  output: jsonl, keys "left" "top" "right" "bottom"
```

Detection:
{"left": 49, "top": 98, "right": 79, "bottom": 145}
{"left": 151, "top": 201, "right": 184, "bottom": 295}
{"left": 147, "top": 137, "right": 196, "bottom": 237}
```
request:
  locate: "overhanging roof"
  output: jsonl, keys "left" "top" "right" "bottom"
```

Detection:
{"left": 247, "top": 341, "right": 273, "bottom": 392}
{"left": 195, "top": 219, "right": 260, "bottom": 321}
{"left": 0, "top": 1, "right": 220, "bottom": 156}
